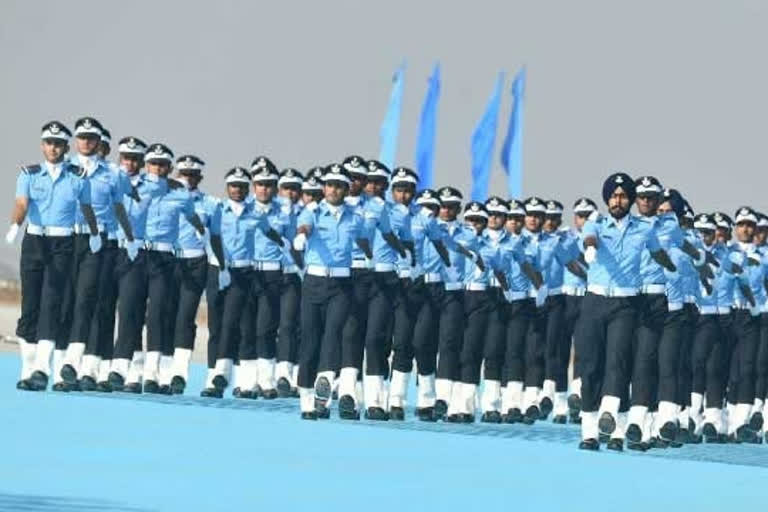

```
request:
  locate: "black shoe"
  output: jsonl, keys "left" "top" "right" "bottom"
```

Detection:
{"left": 460, "top": 413, "right": 475, "bottom": 424}
{"left": 301, "top": 411, "right": 318, "bottom": 420}
{"left": 17, "top": 379, "right": 33, "bottom": 391}
{"left": 626, "top": 423, "right": 642, "bottom": 443}
{"left": 702, "top": 422, "right": 718, "bottom": 440}
{"left": 539, "top": 397, "right": 553, "bottom": 418}
{"left": 200, "top": 387, "right": 223, "bottom": 398}
{"left": 60, "top": 364, "right": 78, "bottom": 385}
{"left": 737, "top": 424, "right": 757, "bottom": 443}
{"left": 569, "top": 411, "right": 582, "bottom": 424}
{"left": 627, "top": 440, "right": 650, "bottom": 452}
{"left": 522, "top": 405, "right": 539, "bottom": 425}
{"left": 123, "top": 382, "right": 142, "bottom": 394}
{"left": 29, "top": 370, "right": 48, "bottom": 391}
{"left": 52, "top": 382, "right": 70, "bottom": 392}
{"left": 672, "top": 428, "right": 690, "bottom": 448}
{"left": 503, "top": 408, "right": 523, "bottom": 424}
{"left": 599, "top": 433, "right": 610, "bottom": 444}
{"left": 276, "top": 377, "right": 292, "bottom": 398}
{"left": 338, "top": 394, "right": 359, "bottom": 420}
{"left": 579, "top": 438, "right": 600, "bottom": 451}
{"left": 314, "top": 376, "right": 331, "bottom": 410}
{"left": 252, "top": 384, "right": 263, "bottom": 398}
{"left": 598, "top": 412, "right": 616, "bottom": 436}
{"left": 143, "top": 380, "right": 160, "bottom": 394}
{"left": 170, "top": 376, "right": 186, "bottom": 395}
{"left": 316, "top": 406, "right": 331, "bottom": 419}
{"left": 481, "top": 411, "right": 502, "bottom": 424}
{"left": 727, "top": 433, "right": 741, "bottom": 444}
{"left": 567, "top": 394, "right": 582, "bottom": 415}
{"left": 211, "top": 375, "right": 228, "bottom": 392}
{"left": 433, "top": 399, "right": 448, "bottom": 421}
{"left": 659, "top": 421, "right": 679, "bottom": 443}
{"left": 607, "top": 438, "right": 624, "bottom": 452}
{"left": 365, "top": 407, "right": 389, "bottom": 421}
{"left": 445, "top": 414, "right": 462, "bottom": 423}
{"left": 650, "top": 437, "right": 669, "bottom": 449}
{"left": 552, "top": 415, "right": 567, "bottom": 424}
{"left": 261, "top": 388, "right": 278, "bottom": 400}
{"left": 157, "top": 384, "right": 171, "bottom": 395}
{"left": 332, "top": 389, "right": 339, "bottom": 401}
{"left": 417, "top": 407, "right": 436, "bottom": 422}
{"left": 79, "top": 376, "right": 97, "bottom": 391}
{"left": 389, "top": 406, "right": 405, "bottom": 421}
{"left": 749, "top": 412, "right": 764, "bottom": 432}
{"left": 96, "top": 381, "right": 112, "bottom": 393}
{"left": 290, "top": 387, "right": 299, "bottom": 398}
{"left": 108, "top": 372, "right": 125, "bottom": 391}
{"left": 233, "top": 387, "right": 253, "bottom": 399}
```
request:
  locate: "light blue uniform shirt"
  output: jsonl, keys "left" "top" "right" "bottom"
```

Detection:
{"left": 177, "top": 189, "right": 222, "bottom": 251}
{"left": 70, "top": 156, "right": 125, "bottom": 231}
{"left": 298, "top": 200, "right": 364, "bottom": 268}
{"left": 145, "top": 182, "right": 195, "bottom": 244}
{"left": 277, "top": 197, "right": 302, "bottom": 268}
{"left": 220, "top": 200, "right": 269, "bottom": 263}
{"left": 522, "top": 229, "right": 573, "bottom": 292}
{"left": 665, "top": 246, "right": 689, "bottom": 306}
{"left": 502, "top": 233, "right": 532, "bottom": 293}
{"left": 639, "top": 213, "right": 684, "bottom": 286}
{"left": 249, "top": 197, "right": 291, "bottom": 262}
{"left": 730, "top": 243, "right": 767, "bottom": 308}
{"left": 373, "top": 202, "right": 411, "bottom": 265}
{"left": 713, "top": 242, "right": 742, "bottom": 309}
{"left": 562, "top": 228, "right": 587, "bottom": 290}
{"left": 545, "top": 227, "right": 580, "bottom": 290}
{"left": 582, "top": 214, "right": 662, "bottom": 291}
{"left": 411, "top": 206, "right": 452, "bottom": 274}
{"left": 437, "top": 220, "right": 480, "bottom": 282}
{"left": 118, "top": 173, "right": 167, "bottom": 241}
{"left": 346, "top": 194, "right": 391, "bottom": 262}
{"left": 15, "top": 161, "right": 91, "bottom": 227}
{"left": 466, "top": 230, "right": 507, "bottom": 287}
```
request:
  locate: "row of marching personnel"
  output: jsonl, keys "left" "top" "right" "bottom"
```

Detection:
{"left": 9, "top": 118, "right": 768, "bottom": 451}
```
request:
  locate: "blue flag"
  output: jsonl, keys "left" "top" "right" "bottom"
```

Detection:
{"left": 379, "top": 62, "right": 405, "bottom": 170}
{"left": 500, "top": 67, "right": 526, "bottom": 199}
{"left": 470, "top": 73, "right": 504, "bottom": 202}
{"left": 415, "top": 63, "right": 441, "bottom": 190}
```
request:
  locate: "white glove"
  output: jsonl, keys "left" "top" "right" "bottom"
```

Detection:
{"left": 218, "top": 268, "right": 231, "bottom": 290}
{"left": 293, "top": 233, "right": 307, "bottom": 251}
{"left": 584, "top": 246, "right": 597, "bottom": 264}
{"left": 444, "top": 265, "right": 460, "bottom": 283}
{"left": 535, "top": 285, "right": 549, "bottom": 308}
{"left": 5, "top": 223, "right": 19, "bottom": 244}
{"left": 126, "top": 239, "right": 141, "bottom": 261}
{"left": 503, "top": 289, "right": 515, "bottom": 303}
{"left": 89, "top": 234, "right": 102, "bottom": 254}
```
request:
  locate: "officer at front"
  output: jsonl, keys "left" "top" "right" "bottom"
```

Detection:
{"left": 292, "top": 164, "right": 371, "bottom": 420}
{"left": 7, "top": 121, "right": 100, "bottom": 391}
{"left": 577, "top": 173, "right": 676, "bottom": 451}
{"left": 166, "top": 155, "right": 225, "bottom": 394}
{"left": 59, "top": 117, "right": 136, "bottom": 391}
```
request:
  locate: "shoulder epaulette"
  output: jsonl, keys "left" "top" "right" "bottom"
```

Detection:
{"left": 21, "top": 164, "right": 41, "bottom": 175}
{"left": 167, "top": 178, "right": 185, "bottom": 190}
{"left": 66, "top": 163, "right": 86, "bottom": 177}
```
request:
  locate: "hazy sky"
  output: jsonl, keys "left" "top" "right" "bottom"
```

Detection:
{"left": 1, "top": 0, "right": 766, "bottom": 272}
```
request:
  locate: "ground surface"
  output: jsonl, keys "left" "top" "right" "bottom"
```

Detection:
{"left": 1, "top": 353, "right": 767, "bottom": 511}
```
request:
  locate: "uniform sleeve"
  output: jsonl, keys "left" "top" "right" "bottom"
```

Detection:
{"left": 110, "top": 174, "right": 123, "bottom": 204}
{"left": 78, "top": 178, "right": 91, "bottom": 205}
{"left": 554, "top": 237, "right": 577, "bottom": 265}
{"left": 399, "top": 211, "right": 413, "bottom": 242}
{"left": 208, "top": 202, "right": 222, "bottom": 236}
{"left": 182, "top": 194, "right": 196, "bottom": 219}
{"left": 656, "top": 215, "right": 683, "bottom": 249}
{"left": 297, "top": 207, "right": 315, "bottom": 230}
{"left": 15, "top": 172, "right": 29, "bottom": 199}
{"left": 581, "top": 220, "right": 599, "bottom": 246}
{"left": 645, "top": 225, "right": 662, "bottom": 253}
{"left": 374, "top": 202, "right": 392, "bottom": 235}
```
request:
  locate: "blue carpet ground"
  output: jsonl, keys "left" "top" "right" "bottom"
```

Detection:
{"left": 1, "top": 353, "right": 767, "bottom": 511}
